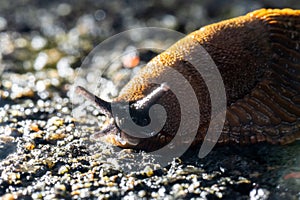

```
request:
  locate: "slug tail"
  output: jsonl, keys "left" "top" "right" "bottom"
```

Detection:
{"left": 220, "top": 9, "right": 300, "bottom": 145}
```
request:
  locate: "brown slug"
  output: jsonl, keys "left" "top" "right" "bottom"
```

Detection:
{"left": 76, "top": 8, "right": 300, "bottom": 152}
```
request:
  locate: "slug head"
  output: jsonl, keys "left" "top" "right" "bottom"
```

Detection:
{"left": 75, "top": 84, "right": 171, "bottom": 151}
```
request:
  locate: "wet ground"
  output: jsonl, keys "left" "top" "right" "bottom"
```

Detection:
{"left": 0, "top": 0, "right": 300, "bottom": 199}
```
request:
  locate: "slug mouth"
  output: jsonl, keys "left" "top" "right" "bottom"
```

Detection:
{"left": 75, "top": 86, "right": 141, "bottom": 148}
{"left": 90, "top": 121, "right": 142, "bottom": 148}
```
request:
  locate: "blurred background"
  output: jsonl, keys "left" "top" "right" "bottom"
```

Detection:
{"left": 1, "top": 0, "right": 300, "bottom": 34}
{"left": 1, "top": 0, "right": 300, "bottom": 98}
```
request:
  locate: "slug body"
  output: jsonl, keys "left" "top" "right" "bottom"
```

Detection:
{"left": 77, "top": 9, "right": 300, "bottom": 151}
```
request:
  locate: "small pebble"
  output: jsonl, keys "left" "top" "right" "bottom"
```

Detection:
{"left": 30, "top": 124, "right": 40, "bottom": 132}
{"left": 58, "top": 165, "right": 70, "bottom": 175}
{"left": 0, "top": 16, "right": 7, "bottom": 31}
{"left": 1, "top": 193, "right": 16, "bottom": 200}
{"left": 31, "top": 36, "right": 47, "bottom": 50}
{"left": 25, "top": 142, "right": 35, "bottom": 150}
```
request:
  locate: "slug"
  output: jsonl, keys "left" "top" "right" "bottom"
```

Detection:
{"left": 76, "top": 8, "right": 300, "bottom": 152}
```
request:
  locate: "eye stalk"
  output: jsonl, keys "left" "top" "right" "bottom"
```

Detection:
{"left": 126, "top": 83, "right": 170, "bottom": 128}
{"left": 75, "top": 86, "right": 112, "bottom": 118}
{"left": 131, "top": 83, "right": 170, "bottom": 110}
